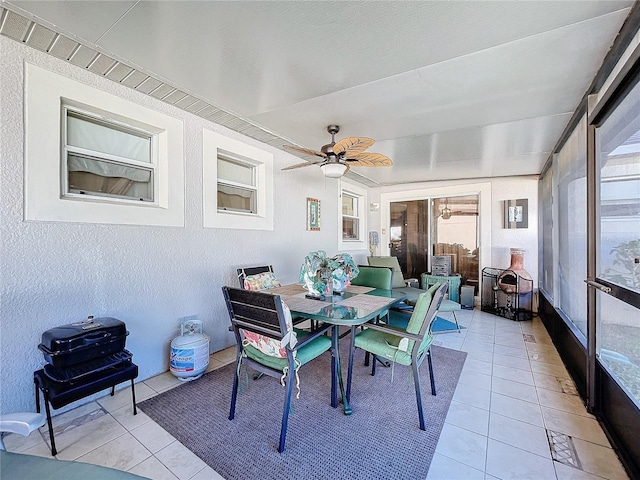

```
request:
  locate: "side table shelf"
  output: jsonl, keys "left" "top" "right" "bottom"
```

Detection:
{"left": 481, "top": 267, "right": 533, "bottom": 321}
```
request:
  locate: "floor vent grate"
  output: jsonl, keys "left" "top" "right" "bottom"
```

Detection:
{"left": 547, "top": 429, "right": 582, "bottom": 469}
{"left": 523, "top": 333, "right": 536, "bottom": 343}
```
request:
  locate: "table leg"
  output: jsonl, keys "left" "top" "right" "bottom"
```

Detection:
{"left": 331, "top": 325, "right": 352, "bottom": 415}
{"left": 331, "top": 325, "right": 338, "bottom": 408}
{"left": 346, "top": 325, "right": 356, "bottom": 403}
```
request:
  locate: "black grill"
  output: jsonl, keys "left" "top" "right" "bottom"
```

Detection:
{"left": 34, "top": 317, "right": 138, "bottom": 456}
{"left": 43, "top": 349, "right": 134, "bottom": 384}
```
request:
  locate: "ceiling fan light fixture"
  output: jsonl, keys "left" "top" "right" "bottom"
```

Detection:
{"left": 320, "top": 162, "right": 348, "bottom": 178}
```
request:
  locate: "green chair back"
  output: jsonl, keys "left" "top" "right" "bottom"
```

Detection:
{"left": 404, "top": 283, "right": 443, "bottom": 353}
{"left": 367, "top": 256, "right": 406, "bottom": 288}
{"left": 406, "top": 283, "right": 440, "bottom": 334}
{"left": 351, "top": 266, "right": 393, "bottom": 290}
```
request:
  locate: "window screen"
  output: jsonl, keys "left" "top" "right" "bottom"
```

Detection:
{"left": 539, "top": 167, "right": 554, "bottom": 301}
{"left": 63, "top": 107, "right": 155, "bottom": 202}
{"left": 342, "top": 193, "right": 360, "bottom": 240}
{"left": 217, "top": 153, "right": 257, "bottom": 214}
{"left": 557, "top": 115, "right": 588, "bottom": 338}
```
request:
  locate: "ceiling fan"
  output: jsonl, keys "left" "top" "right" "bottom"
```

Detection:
{"left": 282, "top": 125, "right": 392, "bottom": 178}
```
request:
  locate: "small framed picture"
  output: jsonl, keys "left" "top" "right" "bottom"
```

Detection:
{"left": 307, "top": 197, "right": 320, "bottom": 231}
{"left": 504, "top": 199, "right": 528, "bottom": 229}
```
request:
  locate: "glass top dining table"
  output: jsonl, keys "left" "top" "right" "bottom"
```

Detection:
{"left": 270, "top": 283, "right": 407, "bottom": 414}
{"left": 270, "top": 284, "right": 406, "bottom": 324}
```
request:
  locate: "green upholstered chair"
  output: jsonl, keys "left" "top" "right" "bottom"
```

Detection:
{"left": 347, "top": 283, "right": 448, "bottom": 430}
{"left": 350, "top": 265, "right": 394, "bottom": 367}
{"left": 350, "top": 265, "right": 393, "bottom": 290}
{"left": 367, "top": 256, "right": 406, "bottom": 288}
{"left": 367, "top": 256, "right": 424, "bottom": 306}
{"left": 366, "top": 257, "right": 461, "bottom": 332}
{"left": 222, "top": 286, "right": 332, "bottom": 453}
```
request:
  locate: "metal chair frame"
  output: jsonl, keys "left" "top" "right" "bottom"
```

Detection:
{"left": 347, "top": 283, "right": 448, "bottom": 431}
{"left": 222, "top": 286, "right": 332, "bottom": 453}
{"left": 236, "top": 265, "right": 275, "bottom": 289}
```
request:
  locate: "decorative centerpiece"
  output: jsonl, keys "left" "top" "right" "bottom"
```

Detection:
{"left": 300, "top": 250, "right": 359, "bottom": 297}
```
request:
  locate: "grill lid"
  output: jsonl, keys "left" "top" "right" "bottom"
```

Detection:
{"left": 39, "top": 316, "right": 128, "bottom": 354}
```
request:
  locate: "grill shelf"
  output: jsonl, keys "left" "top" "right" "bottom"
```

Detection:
{"left": 43, "top": 350, "right": 133, "bottom": 384}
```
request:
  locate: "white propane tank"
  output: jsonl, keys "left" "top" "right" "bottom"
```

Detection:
{"left": 170, "top": 320, "right": 210, "bottom": 381}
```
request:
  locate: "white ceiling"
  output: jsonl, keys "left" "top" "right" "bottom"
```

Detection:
{"left": 2, "top": 0, "right": 635, "bottom": 186}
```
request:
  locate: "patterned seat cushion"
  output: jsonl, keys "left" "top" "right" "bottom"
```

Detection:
{"left": 243, "top": 271, "right": 281, "bottom": 291}
{"left": 242, "top": 302, "right": 294, "bottom": 358}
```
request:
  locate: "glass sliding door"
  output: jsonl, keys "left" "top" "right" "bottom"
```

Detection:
{"left": 389, "top": 200, "right": 429, "bottom": 278}
{"left": 431, "top": 195, "right": 479, "bottom": 288}
{"left": 594, "top": 76, "right": 640, "bottom": 407}
{"left": 388, "top": 195, "right": 480, "bottom": 288}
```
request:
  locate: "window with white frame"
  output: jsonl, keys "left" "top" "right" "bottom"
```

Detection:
{"left": 217, "top": 151, "right": 257, "bottom": 214}
{"left": 24, "top": 64, "right": 184, "bottom": 227}
{"left": 338, "top": 182, "right": 367, "bottom": 251}
{"left": 203, "top": 128, "right": 274, "bottom": 230}
{"left": 62, "top": 105, "right": 157, "bottom": 203}
{"left": 342, "top": 192, "right": 360, "bottom": 240}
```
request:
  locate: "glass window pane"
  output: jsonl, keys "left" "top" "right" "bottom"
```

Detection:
{"left": 597, "top": 291, "right": 640, "bottom": 407}
{"left": 342, "top": 217, "right": 359, "bottom": 240}
{"left": 596, "top": 79, "right": 640, "bottom": 294}
{"left": 67, "top": 153, "right": 153, "bottom": 201}
{"left": 218, "top": 156, "right": 254, "bottom": 186}
{"left": 67, "top": 111, "right": 151, "bottom": 163}
{"left": 342, "top": 194, "right": 357, "bottom": 216}
{"left": 539, "top": 168, "right": 554, "bottom": 300}
{"left": 217, "top": 183, "right": 256, "bottom": 213}
{"left": 431, "top": 195, "right": 479, "bottom": 288}
{"left": 557, "top": 116, "right": 588, "bottom": 337}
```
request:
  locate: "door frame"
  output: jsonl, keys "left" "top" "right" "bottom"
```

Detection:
{"left": 379, "top": 182, "right": 492, "bottom": 290}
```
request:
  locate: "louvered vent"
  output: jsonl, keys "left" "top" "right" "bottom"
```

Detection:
{"left": 0, "top": 6, "right": 379, "bottom": 187}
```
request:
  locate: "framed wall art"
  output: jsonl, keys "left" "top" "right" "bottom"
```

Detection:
{"left": 504, "top": 198, "right": 528, "bottom": 229}
{"left": 307, "top": 197, "right": 320, "bottom": 231}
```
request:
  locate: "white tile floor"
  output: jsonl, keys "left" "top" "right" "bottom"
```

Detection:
{"left": 4, "top": 309, "right": 631, "bottom": 480}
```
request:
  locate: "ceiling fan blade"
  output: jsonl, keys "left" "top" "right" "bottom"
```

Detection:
{"left": 283, "top": 144, "right": 327, "bottom": 159}
{"left": 333, "top": 137, "right": 375, "bottom": 156}
{"left": 281, "top": 160, "right": 325, "bottom": 171}
{"left": 344, "top": 152, "right": 393, "bottom": 167}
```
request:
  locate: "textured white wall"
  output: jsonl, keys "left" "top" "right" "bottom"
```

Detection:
{"left": 0, "top": 37, "right": 368, "bottom": 414}
{"left": 490, "top": 177, "right": 539, "bottom": 281}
